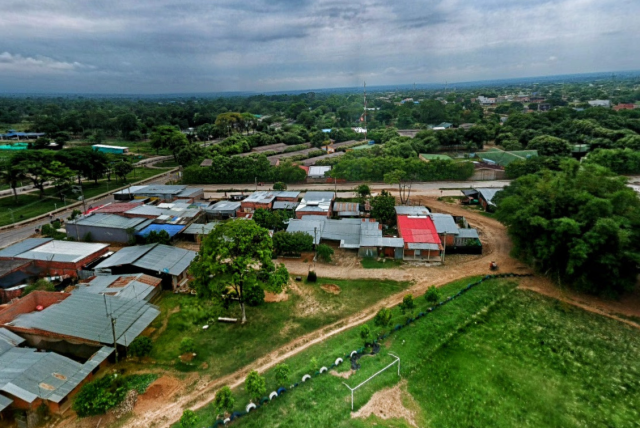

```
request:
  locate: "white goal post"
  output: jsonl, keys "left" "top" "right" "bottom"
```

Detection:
{"left": 342, "top": 353, "right": 401, "bottom": 411}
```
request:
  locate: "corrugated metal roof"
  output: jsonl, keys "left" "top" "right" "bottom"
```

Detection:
{"left": 132, "top": 245, "right": 197, "bottom": 276}
{"left": 334, "top": 202, "right": 359, "bottom": 213}
{"left": 176, "top": 187, "right": 203, "bottom": 198}
{"left": 135, "top": 224, "right": 185, "bottom": 238}
{"left": 75, "top": 274, "right": 161, "bottom": 301}
{"left": 133, "top": 185, "right": 186, "bottom": 195}
{"left": 276, "top": 191, "right": 300, "bottom": 199}
{"left": 0, "top": 394, "right": 12, "bottom": 411}
{"left": 457, "top": 228, "right": 479, "bottom": 239}
{"left": 93, "top": 244, "right": 158, "bottom": 270}
{"left": 273, "top": 201, "right": 298, "bottom": 210}
{"left": 286, "top": 218, "right": 326, "bottom": 245}
{"left": 0, "top": 238, "right": 52, "bottom": 258}
{"left": 308, "top": 166, "right": 331, "bottom": 177}
{"left": 16, "top": 241, "right": 108, "bottom": 263}
{"left": 206, "top": 201, "right": 241, "bottom": 213}
{"left": 430, "top": 213, "right": 459, "bottom": 235}
{"left": 125, "top": 204, "right": 201, "bottom": 219}
{"left": 243, "top": 191, "right": 280, "bottom": 204}
{"left": 0, "top": 328, "right": 25, "bottom": 348}
{"left": 0, "top": 259, "right": 32, "bottom": 277}
{"left": 476, "top": 188, "right": 501, "bottom": 206}
{"left": 397, "top": 216, "right": 441, "bottom": 246}
{"left": 8, "top": 292, "right": 159, "bottom": 347}
{"left": 70, "top": 213, "right": 148, "bottom": 229}
{"left": 407, "top": 242, "right": 440, "bottom": 250}
{"left": 183, "top": 222, "right": 219, "bottom": 235}
{"left": 296, "top": 192, "right": 334, "bottom": 213}
{"left": 395, "top": 206, "right": 430, "bottom": 216}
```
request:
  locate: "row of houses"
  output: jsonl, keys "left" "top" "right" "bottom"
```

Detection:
{"left": 206, "top": 191, "right": 337, "bottom": 219}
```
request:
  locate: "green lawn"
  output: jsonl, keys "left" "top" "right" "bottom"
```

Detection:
{"left": 360, "top": 258, "right": 403, "bottom": 269}
{"left": 175, "top": 276, "right": 640, "bottom": 428}
{"left": 145, "top": 277, "right": 411, "bottom": 379}
{"left": 0, "top": 167, "right": 175, "bottom": 226}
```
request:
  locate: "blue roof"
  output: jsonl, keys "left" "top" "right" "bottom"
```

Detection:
{"left": 321, "top": 129, "right": 332, "bottom": 133}
{"left": 134, "top": 224, "right": 185, "bottom": 238}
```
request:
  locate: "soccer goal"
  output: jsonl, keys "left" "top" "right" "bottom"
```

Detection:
{"left": 342, "top": 353, "right": 401, "bottom": 411}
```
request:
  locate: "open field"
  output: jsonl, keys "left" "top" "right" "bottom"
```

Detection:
{"left": 0, "top": 167, "right": 174, "bottom": 226}
{"left": 142, "top": 277, "right": 411, "bottom": 379}
{"left": 176, "top": 276, "right": 640, "bottom": 428}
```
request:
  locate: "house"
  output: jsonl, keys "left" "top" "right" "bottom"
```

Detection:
{"left": 123, "top": 202, "right": 202, "bottom": 223}
{"left": 75, "top": 273, "right": 162, "bottom": 302}
{"left": 295, "top": 192, "right": 335, "bottom": 218}
{"left": 134, "top": 224, "right": 186, "bottom": 241}
{"left": 240, "top": 191, "right": 301, "bottom": 214}
{"left": 470, "top": 162, "right": 506, "bottom": 180}
{"left": 66, "top": 214, "right": 153, "bottom": 243}
{"left": 0, "top": 239, "right": 109, "bottom": 279}
{"left": 205, "top": 201, "right": 241, "bottom": 219}
{"left": 396, "top": 216, "right": 442, "bottom": 261}
{"left": 93, "top": 243, "right": 197, "bottom": 289}
{"left": 0, "top": 260, "right": 35, "bottom": 303}
{"left": 113, "top": 185, "right": 204, "bottom": 203}
{"left": 397, "top": 129, "right": 420, "bottom": 138}
{"left": 613, "top": 103, "right": 636, "bottom": 111}
{"left": 321, "top": 144, "right": 335, "bottom": 154}
{"left": 308, "top": 166, "right": 331, "bottom": 179}
{"left": 91, "top": 144, "right": 129, "bottom": 155}
{"left": 0, "top": 328, "right": 112, "bottom": 416}
{"left": 539, "top": 103, "right": 551, "bottom": 111}
{"left": 452, "top": 228, "right": 482, "bottom": 254}
{"left": 588, "top": 100, "right": 611, "bottom": 108}
{"left": 430, "top": 213, "right": 459, "bottom": 248}
{"left": 272, "top": 201, "right": 299, "bottom": 210}
{"left": 181, "top": 222, "right": 219, "bottom": 242}
{"left": 474, "top": 188, "right": 502, "bottom": 211}
{"left": 91, "top": 201, "right": 145, "bottom": 215}
{"left": 395, "top": 206, "right": 430, "bottom": 216}
{"left": 0, "top": 290, "right": 157, "bottom": 358}
{"left": 0, "top": 130, "right": 45, "bottom": 140}
{"left": 435, "top": 122, "right": 453, "bottom": 129}
{"left": 333, "top": 202, "right": 360, "bottom": 217}
{"left": 477, "top": 96, "right": 496, "bottom": 105}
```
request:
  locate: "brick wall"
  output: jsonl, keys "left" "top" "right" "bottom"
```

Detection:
{"left": 0, "top": 291, "right": 69, "bottom": 324}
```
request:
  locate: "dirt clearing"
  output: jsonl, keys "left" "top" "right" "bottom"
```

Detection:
{"left": 351, "top": 381, "right": 419, "bottom": 427}
{"left": 329, "top": 369, "right": 355, "bottom": 379}
{"left": 134, "top": 375, "right": 182, "bottom": 415}
{"left": 321, "top": 284, "right": 341, "bottom": 295}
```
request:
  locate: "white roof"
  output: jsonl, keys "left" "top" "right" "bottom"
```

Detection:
{"left": 92, "top": 144, "right": 128, "bottom": 150}
{"left": 16, "top": 241, "right": 108, "bottom": 263}
{"left": 308, "top": 166, "right": 331, "bottom": 177}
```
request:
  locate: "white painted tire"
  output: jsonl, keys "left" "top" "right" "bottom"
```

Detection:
{"left": 335, "top": 357, "right": 343, "bottom": 365}
{"left": 350, "top": 350, "right": 357, "bottom": 358}
{"left": 319, "top": 366, "right": 328, "bottom": 373}
{"left": 302, "top": 374, "right": 311, "bottom": 382}
{"left": 223, "top": 418, "right": 231, "bottom": 425}
{"left": 246, "top": 403, "right": 256, "bottom": 412}
{"left": 269, "top": 391, "right": 278, "bottom": 400}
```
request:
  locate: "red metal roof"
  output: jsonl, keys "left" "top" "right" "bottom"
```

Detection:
{"left": 397, "top": 216, "right": 441, "bottom": 245}
{"left": 92, "top": 202, "right": 144, "bottom": 214}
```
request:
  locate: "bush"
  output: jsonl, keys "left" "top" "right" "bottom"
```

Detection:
{"left": 308, "top": 357, "right": 319, "bottom": 373}
{"left": 307, "top": 270, "right": 317, "bottom": 282}
{"left": 245, "top": 370, "right": 266, "bottom": 402}
{"left": 73, "top": 375, "right": 127, "bottom": 417}
{"left": 399, "top": 294, "right": 416, "bottom": 314}
{"left": 180, "top": 409, "right": 198, "bottom": 428}
{"left": 316, "top": 244, "right": 334, "bottom": 262}
{"left": 360, "top": 324, "right": 372, "bottom": 345}
{"left": 273, "top": 181, "right": 287, "bottom": 190}
{"left": 425, "top": 285, "right": 441, "bottom": 303}
{"left": 22, "top": 279, "right": 55, "bottom": 296}
{"left": 374, "top": 308, "right": 392, "bottom": 330}
{"left": 179, "top": 337, "right": 196, "bottom": 354}
{"left": 274, "top": 363, "right": 290, "bottom": 386}
{"left": 212, "top": 386, "right": 234, "bottom": 417}
{"left": 128, "top": 336, "right": 153, "bottom": 357}
{"left": 273, "top": 231, "right": 314, "bottom": 256}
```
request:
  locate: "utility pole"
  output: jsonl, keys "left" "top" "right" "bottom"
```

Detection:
{"left": 255, "top": 177, "right": 257, "bottom": 191}
{"left": 314, "top": 227, "right": 318, "bottom": 261}
{"left": 111, "top": 317, "right": 118, "bottom": 363}
{"left": 442, "top": 232, "right": 447, "bottom": 264}
{"left": 363, "top": 82, "right": 367, "bottom": 141}
{"left": 8, "top": 208, "right": 14, "bottom": 224}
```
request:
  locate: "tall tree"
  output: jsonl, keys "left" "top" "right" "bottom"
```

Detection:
{"left": 150, "top": 125, "right": 188, "bottom": 161}
{"left": 13, "top": 150, "right": 54, "bottom": 198}
{"left": 371, "top": 190, "right": 396, "bottom": 225}
{"left": 190, "top": 220, "right": 289, "bottom": 323}
{"left": 0, "top": 160, "right": 26, "bottom": 203}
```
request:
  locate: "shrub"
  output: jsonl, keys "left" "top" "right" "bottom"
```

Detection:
{"left": 245, "top": 370, "right": 266, "bottom": 402}
{"left": 307, "top": 270, "right": 317, "bottom": 282}
{"left": 374, "top": 308, "right": 392, "bottom": 330}
{"left": 273, "top": 181, "right": 287, "bottom": 190}
{"left": 399, "top": 294, "right": 416, "bottom": 314}
{"left": 272, "top": 231, "right": 313, "bottom": 256}
{"left": 22, "top": 279, "right": 55, "bottom": 296}
{"left": 128, "top": 336, "right": 153, "bottom": 357}
{"left": 360, "top": 324, "right": 372, "bottom": 345}
{"left": 274, "top": 363, "right": 290, "bottom": 386}
{"left": 308, "top": 357, "right": 319, "bottom": 373}
{"left": 180, "top": 409, "right": 198, "bottom": 428}
{"left": 316, "top": 244, "right": 334, "bottom": 262}
{"left": 73, "top": 375, "right": 127, "bottom": 417}
{"left": 212, "top": 386, "right": 234, "bottom": 417}
{"left": 425, "top": 285, "right": 441, "bottom": 303}
{"left": 179, "top": 337, "right": 196, "bottom": 354}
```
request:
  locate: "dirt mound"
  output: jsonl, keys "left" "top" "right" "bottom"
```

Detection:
{"left": 321, "top": 284, "right": 341, "bottom": 295}
{"left": 265, "top": 290, "right": 289, "bottom": 302}
{"left": 329, "top": 369, "right": 354, "bottom": 379}
{"left": 179, "top": 353, "right": 195, "bottom": 362}
{"left": 134, "top": 376, "right": 182, "bottom": 415}
{"left": 351, "top": 381, "right": 418, "bottom": 427}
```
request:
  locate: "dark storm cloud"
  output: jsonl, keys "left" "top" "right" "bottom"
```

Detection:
{"left": 0, "top": 0, "right": 638, "bottom": 93}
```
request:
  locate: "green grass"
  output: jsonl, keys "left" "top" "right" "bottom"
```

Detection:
{"left": 0, "top": 167, "right": 175, "bottom": 226}
{"left": 68, "top": 139, "right": 172, "bottom": 157}
{"left": 360, "top": 258, "right": 404, "bottom": 269}
{"left": 146, "top": 277, "right": 411, "bottom": 379}
{"left": 176, "top": 276, "right": 640, "bottom": 428}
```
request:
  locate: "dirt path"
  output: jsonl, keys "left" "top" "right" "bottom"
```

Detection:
{"left": 101, "top": 197, "right": 639, "bottom": 428}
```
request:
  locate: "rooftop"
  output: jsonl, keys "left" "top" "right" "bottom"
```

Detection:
{"left": 475, "top": 188, "right": 502, "bottom": 206}
{"left": 75, "top": 273, "right": 161, "bottom": 301}
{"left": 182, "top": 222, "right": 219, "bottom": 235}
{"left": 94, "top": 243, "right": 196, "bottom": 276}
{"left": 134, "top": 223, "right": 185, "bottom": 238}
{"left": 272, "top": 201, "right": 299, "bottom": 210}
{"left": 296, "top": 192, "right": 335, "bottom": 214}
{"left": 0, "top": 238, "right": 53, "bottom": 259}
{"left": 69, "top": 213, "right": 149, "bottom": 230}
{"left": 13, "top": 241, "right": 109, "bottom": 263}
{"left": 308, "top": 166, "right": 331, "bottom": 177}
{"left": 430, "top": 213, "right": 459, "bottom": 235}
{"left": 92, "top": 202, "right": 145, "bottom": 214}
{"left": 243, "top": 191, "right": 281, "bottom": 204}
{"left": 206, "top": 200, "right": 241, "bottom": 213}
{"left": 397, "top": 216, "right": 441, "bottom": 247}
{"left": 395, "top": 206, "right": 430, "bottom": 216}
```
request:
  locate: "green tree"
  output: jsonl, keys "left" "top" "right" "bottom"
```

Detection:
{"left": 13, "top": 150, "right": 54, "bottom": 198}
{"left": 190, "top": 220, "right": 289, "bottom": 323}
{"left": 399, "top": 294, "right": 416, "bottom": 314}
{"left": 308, "top": 357, "right": 319, "bottom": 373}
{"left": 0, "top": 159, "right": 26, "bottom": 203}
{"left": 150, "top": 125, "right": 189, "bottom": 161}
{"left": 114, "top": 160, "right": 133, "bottom": 182}
{"left": 128, "top": 336, "right": 153, "bottom": 357}
{"left": 359, "top": 323, "right": 372, "bottom": 345}
{"left": 355, "top": 184, "right": 371, "bottom": 200}
{"left": 275, "top": 160, "right": 307, "bottom": 183}
{"left": 179, "top": 337, "right": 195, "bottom": 354}
{"left": 316, "top": 244, "right": 334, "bottom": 262}
{"left": 47, "top": 160, "right": 75, "bottom": 201}
{"left": 495, "top": 161, "right": 640, "bottom": 295}
{"left": 212, "top": 386, "right": 235, "bottom": 417}
{"left": 145, "top": 230, "right": 172, "bottom": 245}
{"left": 527, "top": 135, "right": 572, "bottom": 157}
{"left": 245, "top": 370, "right": 266, "bottom": 402}
{"left": 274, "top": 363, "right": 291, "bottom": 387}
{"left": 424, "top": 285, "right": 441, "bottom": 303}
{"left": 272, "top": 231, "right": 313, "bottom": 256}
{"left": 180, "top": 409, "right": 198, "bottom": 428}
{"left": 384, "top": 169, "right": 412, "bottom": 204}
{"left": 371, "top": 190, "right": 396, "bottom": 225}
{"left": 273, "top": 181, "right": 287, "bottom": 190}
{"left": 374, "top": 308, "right": 392, "bottom": 333}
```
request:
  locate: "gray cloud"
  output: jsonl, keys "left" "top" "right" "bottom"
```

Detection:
{"left": 0, "top": 0, "right": 638, "bottom": 93}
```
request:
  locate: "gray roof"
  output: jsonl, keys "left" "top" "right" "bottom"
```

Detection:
{"left": 407, "top": 242, "right": 440, "bottom": 250}
{"left": 94, "top": 244, "right": 196, "bottom": 277}
{"left": 183, "top": 222, "right": 219, "bottom": 235}
{"left": 287, "top": 217, "right": 393, "bottom": 249}
{"left": 94, "top": 244, "right": 157, "bottom": 270}
{"left": 0, "top": 328, "right": 25, "bottom": 348}
{"left": 273, "top": 201, "right": 299, "bottom": 210}
{"left": 429, "top": 214, "right": 459, "bottom": 235}
{"left": 286, "top": 218, "right": 326, "bottom": 244}
{"left": 457, "top": 228, "right": 479, "bottom": 239}
{"left": 176, "top": 187, "right": 203, "bottom": 198}
{"left": 276, "top": 191, "right": 301, "bottom": 199}
{"left": 300, "top": 151, "right": 345, "bottom": 166}
{"left": 476, "top": 188, "right": 501, "bottom": 206}
{"left": 74, "top": 274, "right": 161, "bottom": 301}
{"left": 0, "top": 394, "right": 12, "bottom": 412}
{"left": 0, "top": 238, "right": 53, "bottom": 258}
{"left": 133, "top": 185, "right": 187, "bottom": 195}
{"left": 8, "top": 292, "right": 159, "bottom": 347}
{"left": 0, "top": 346, "right": 112, "bottom": 404}
{"left": 395, "top": 206, "right": 430, "bottom": 216}
{"left": 243, "top": 191, "right": 280, "bottom": 204}
{"left": 69, "top": 213, "right": 148, "bottom": 230}
{"left": 125, "top": 204, "right": 201, "bottom": 219}
{"left": 302, "top": 191, "right": 335, "bottom": 202}
{"left": 16, "top": 241, "right": 109, "bottom": 263}
{"left": 296, "top": 192, "right": 335, "bottom": 214}
{"left": 322, "top": 218, "right": 362, "bottom": 248}
{"left": 206, "top": 200, "right": 241, "bottom": 213}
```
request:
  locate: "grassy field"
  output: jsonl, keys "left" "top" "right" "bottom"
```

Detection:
{"left": 146, "top": 277, "right": 411, "bottom": 379}
{"left": 0, "top": 167, "right": 175, "bottom": 226}
{"left": 67, "top": 139, "right": 172, "bottom": 157}
{"left": 173, "top": 276, "right": 640, "bottom": 428}
{"left": 360, "top": 259, "right": 404, "bottom": 269}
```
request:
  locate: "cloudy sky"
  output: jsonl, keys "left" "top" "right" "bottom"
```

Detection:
{"left": 1, "top": 0, "right": 638, "bottom": 94}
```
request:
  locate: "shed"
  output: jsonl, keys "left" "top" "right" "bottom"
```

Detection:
{"left": 295, "top": 192, "right": 335, "bottom": 218}
{"left": 308, "top": 166, "right": 332, "bottom": 179}
{"left": 91, "top": 144, "right": 129, "bottom": 154}
{"left": 333, "top": 202, "right": 360, "bottom": 217}
{"left": 397, "top": 216, "right": 442, "bottom": 261}
{"left": 66, "top": 214, "right": 152, "bottom": 243}
{"left": 475, "top": 188, "right": 502, "bottom": 212}
{"left": 206, "top": 201, "right": 241, "bottom": 219}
